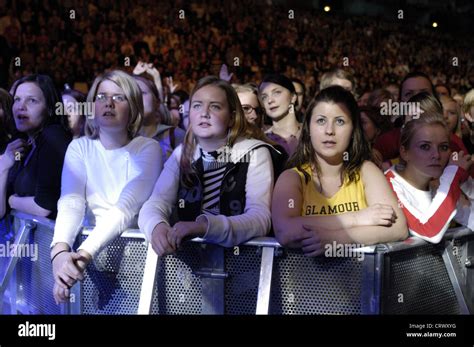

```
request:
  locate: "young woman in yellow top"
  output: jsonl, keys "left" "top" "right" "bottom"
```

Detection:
{"left": 272, "top": 86, "right": 408, "bottom": 256}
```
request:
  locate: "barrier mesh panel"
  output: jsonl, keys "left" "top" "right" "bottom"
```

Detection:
{"left": 224, "top": 245, "right": 261, "bottom": 314}
{"left": 15, "top": 221, "right": 61, "bottom": 314}
{"left": 0, "top": 216, "right": 13, "bottom": 295}
{"left": 150, "top": 242, "right": 203, "bottom": 314}
{"left": 6, "top": 214, "right": 471, "bottom": 315}
{"left": 452, "top": 237, "right": 471, "bottom": 272}
{"left": 81, "top": 235, "right": 147, "bottom": 314}
{"left": 269, "top": 249, "right": 364, "bottom": 314}
{"left": 453, "top": 239, "right": 464, "bottom": 270}
{"left": 382, "top": 244, "right": 459, "bottom": 314}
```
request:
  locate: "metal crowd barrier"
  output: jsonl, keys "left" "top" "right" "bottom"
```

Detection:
{"left": 0, "top": 211, "right": 472, "bottom": 315}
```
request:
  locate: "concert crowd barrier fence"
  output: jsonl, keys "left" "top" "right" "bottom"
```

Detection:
{"left": 0, "top": 211, "right": 472, "bottom": 315}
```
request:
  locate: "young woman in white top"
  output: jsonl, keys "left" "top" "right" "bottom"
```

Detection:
{"left": 50, "top": 70, "right": 162, "bottom": 303}
{"left": 139, "top": 76, "right": 276, "bottom": 256}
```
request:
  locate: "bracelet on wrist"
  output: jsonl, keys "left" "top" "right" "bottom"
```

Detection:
{"left": 51, "top": 249, "right": 69, "bottom": 264}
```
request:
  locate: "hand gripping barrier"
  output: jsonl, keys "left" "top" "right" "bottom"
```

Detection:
{"left": 1, "top": 211, "right": 472, "bottom": 315}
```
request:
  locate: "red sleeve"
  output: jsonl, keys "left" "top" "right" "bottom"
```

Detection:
{"left": 449, "top": 134, "right": 474, "bottom": 178}
{"left": 374, "top": 128, "right": 401, "bottom": 161}
{"left": 450, "top": 134, "right": 468, "bottom": 153}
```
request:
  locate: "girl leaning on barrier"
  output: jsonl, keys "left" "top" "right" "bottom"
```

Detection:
{"left": 138, "top": 76, "right": 281, "bottom": 256}
{"left": 272, "top": 86, "right": 408, "bottom": 256}
{"left": 50, "top": 70, "right": 162, "bottom": 304}
{"left": 0, "top": 74, "right": 72, "bottom": 220}
{"left": 385, "top": 113, "right": 473, "bottom": 244}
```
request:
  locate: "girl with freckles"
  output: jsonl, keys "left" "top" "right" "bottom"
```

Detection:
{"left": 272, "top": 86, "right": 408, "bottom": 256}
{"left": 139, "top": 76, "right": 278, "bottom": 256}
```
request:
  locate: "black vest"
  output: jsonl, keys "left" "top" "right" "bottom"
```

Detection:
{"left": 176, "top": 157, "right": 250, "bottom": 221}
{"left": 173, "top": 143, "right": 287, "bottom": 223}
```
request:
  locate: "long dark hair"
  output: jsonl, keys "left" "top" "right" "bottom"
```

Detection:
{"left": 287, "top": 85, "right": 372, "bottom": 187}
{"left": 11, "top": 74, "right": 69, "bottom": 134}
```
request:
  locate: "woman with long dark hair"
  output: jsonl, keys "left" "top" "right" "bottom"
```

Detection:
{"left": 272, "top": 86, "right": 407, "bottom": 256}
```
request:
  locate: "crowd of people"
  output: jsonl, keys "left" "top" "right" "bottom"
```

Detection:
{"left": 0, "top": 0, "right": 473, "bottom": 98}
{"left": 0, "top": 0, "right": 473, "bottom": 305}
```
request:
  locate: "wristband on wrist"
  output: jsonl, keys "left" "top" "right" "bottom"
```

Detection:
{"left": 51, "top": 249, "right": 69, "bottom": 264}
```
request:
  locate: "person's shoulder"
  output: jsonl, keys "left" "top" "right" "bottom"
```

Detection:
{"left": 70, "top": 136, "right": 93, "bottom": 147}
{"left": 130, "top": 135, "right": 159, "bottom": 147}
{"left": 155, "top": 124, "right": 173, "bottom": 136}
{"left": 41, "top": 124, "right": 72, "bottom": 141}
{"left": 383, "top": 164, "right": 397, "bottom": 177}
{"left": 276, "top": 167, "right": 303, "bottom": 187}
{"left": 38, "top": 124, "right": 71, "bottom": 151}
{"left": 383, "top": 166, "right": 411, "bottom": 193}
{"left": 65, "top": 137, "right": 97, "bottom": 157}
{"left": 236, "top": 137, "right": 284, "bottom": 154}
{"left": 163, "top": 143, "right": 184, "bottom": 167}
{"left": 231, "top": 137, "right": 270, "bottom": 160}
{"left": 129, "top": 136, "right": 162, "bottom": 153}
{"left": 235, "top": 137, "right": 267, "bottom": 148}
{"left": 361, "top": 160, "right": 379, "bottom": 170}
{"left": 281, "top": 167, "right": 301, "bottom": 179}
{"left": 173, "top": 126, "right": 186, "bottom": 138}
{"left": 360, "top": 160, "right": 385, "bottom": 180}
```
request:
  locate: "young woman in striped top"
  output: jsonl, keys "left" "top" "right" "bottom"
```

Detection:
{"left": 139, "top": 76, "right": 278, "bottom": 256}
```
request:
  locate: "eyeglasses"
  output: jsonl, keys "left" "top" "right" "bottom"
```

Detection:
{"left": 242, "top": 104, "right": 260, "bottom": 115}
{"left": 95, "top": 93, "right": 127, "bottom": 103}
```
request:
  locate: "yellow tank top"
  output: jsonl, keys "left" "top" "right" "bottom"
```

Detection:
{"left": 293, "top": 164, "right": 368, "bottom": 216}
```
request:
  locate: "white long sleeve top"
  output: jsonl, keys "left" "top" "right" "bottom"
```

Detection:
{"left": 52, "top": 136, "right": 162, "bottom": 257}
